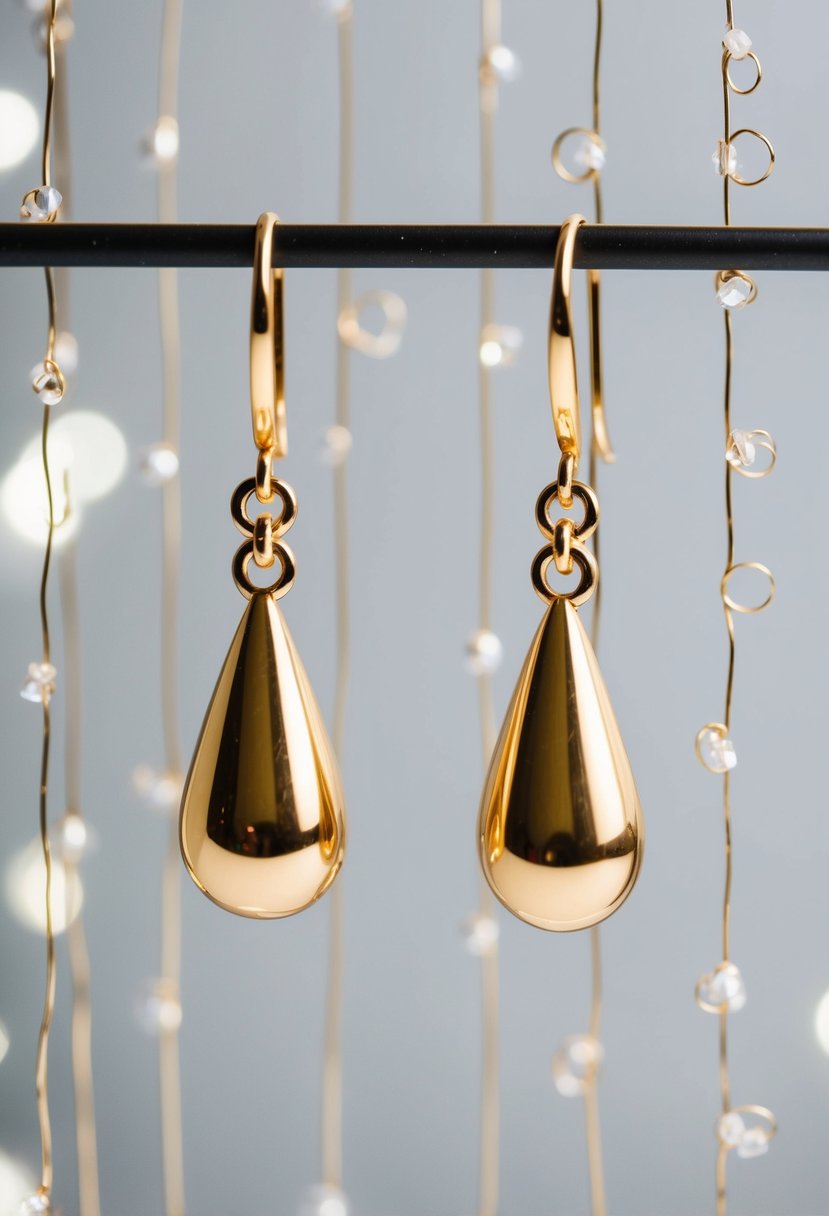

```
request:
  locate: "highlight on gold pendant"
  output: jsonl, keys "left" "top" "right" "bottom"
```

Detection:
{"left": 478, "top": 215, "right": 643, "bottom": 933}
{"left": 179, "top": 212, "right": 346, "bottom": 919}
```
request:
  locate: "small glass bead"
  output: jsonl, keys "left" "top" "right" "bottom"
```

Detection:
{"left": 144, "top": 116, "right": 179, "bottom": 165}
{"left": 696, "top": 725, "right": 737, "bottom": 774}
{"left": 718, "top": 1111, "right": 746, "bottom": 1147}
{"left": 319, "top": 425, "right": 353, "bottom": 468}
{"left": 465, "top": 629, "right": 503, "bottom": 676}
{"left": 712, "top": 140, "right": 737, "bottom": 177}
{"left": 483, "top": 44, "right": 522, "bottom": 83}
{"left": 30, "top": 359, "right": 65, "bottom": 407}
{"left": 717, "top": 274, "right": 754, "bottom": 310}
{"left": 20, "top": 662, "right": 57, "bottom": 705}
{"left": 53, "top": 331, "right": 79, "bottom": 376}
{"left": 697, "top": 961, "right": 746, "bottom": 1013}
{"left": 138, "top": 980, "right": 183, "bottom": 1034}
{"left": 574, "top": 136, "right": 606, "bottom": 172}
{"left": 297, "top": 1184, "right": 349, "bottom": 1216}
{"left": 56, "top": 812, "right": 92, "bottom": 864}
{"left": 479, "top": 324, "right": 523, "bottom": 369}
{"left": 552, "top": 1034, "right": 603, "bottom": 1097}
{"left": 19, "top": 1193, "right": 51, "bottom": 1214}
{"left": 133, "top": 765, "right": 183, "bottom": 812}
{"left": 461, "top": 913, "right": 499, "bottom": 957}
{"left": 139, "top": 443, "right": 179, "bottom": 485}
{"left": 723, "top": 27, "right": 752, "bottom": 59}
{"left": 737, "top": 1126, "right": 770, "bottom": 1159}
{"left": 20, "top": 185, "right": 62, "bottom": 221}
{"left": 727, "top": 429, "right": 756, "bottom": 469}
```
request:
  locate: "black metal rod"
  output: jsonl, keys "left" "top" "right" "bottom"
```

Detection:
{"left": 1, "top": 223, "right": 829, "bottom": 270}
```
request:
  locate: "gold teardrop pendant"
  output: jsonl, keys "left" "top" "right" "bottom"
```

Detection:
{"left": 478, "top": 597, "right": 642, "bottom": 932}
{"left": 180, "top": 591, "right": 345, "bottom": 919}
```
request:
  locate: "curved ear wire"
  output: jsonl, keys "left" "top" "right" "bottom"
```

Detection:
{"left": 548, "top": 214, "right": 586, "bottom": 470}
{"left": 250, "top": 212, "right": 287, "bottom": 480}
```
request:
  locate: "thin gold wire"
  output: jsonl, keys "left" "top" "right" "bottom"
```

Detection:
{"left": 322, "top": 1, "right": 354, "bottom": 1192}
{"left": 715, "top": 13, "right": 775, "bottom": 1213}
{"left": 31, "top": 0, "right": 61, "bottom": 1204}
{"left": 154, "top": 0, "right": 186, "bottom": 1212}
{"left": 476, "top": 4, "right": 502, "bottom": 1214}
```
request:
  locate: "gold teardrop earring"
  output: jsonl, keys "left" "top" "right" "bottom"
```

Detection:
{"left": 478, "top": 214, "right": 643, "bottom": 932}
{"left": 180, "top": 212, "right": 347, "bottom": 919}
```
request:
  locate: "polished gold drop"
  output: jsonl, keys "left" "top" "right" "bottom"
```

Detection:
{"left": 479, "top": 597, "right": 642, "bottom": 931}
{"left": 180, "top": 591, "right": 345, "bottom": 919}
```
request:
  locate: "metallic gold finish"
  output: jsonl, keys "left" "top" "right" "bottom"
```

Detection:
{"left": 250, "top": 212, "right": 287, "bottom": 460}
{"left": 180, "top": 592, "right": 345, "bottom": 919}
{"left": 727, "top": 127, "right": 775, "bottom": 187}
{"left": 714, "top": 268, "right": 758, "bottom": 307}
{"left": 726, "top": 427, "right": 776, "bottom": 479}
{"left": 725, "top": 50, "right": 761, "bottom": 95}
{"left": 231, "top": 474, "right": 297, "bottom": 600}
{"left": 479, "top": 598, "right": 642, "bottom": 932}
{"left": 588, "top": 269, "right": 615, "bottom": 463}
{"left": 535, "top": 478, "right": 598, "bottom": 544}
{"left": 549, "top": 214, "right": 585, "bottom": 463}
{"left": 551, "top": 127, "right": 606, "bottom": 184}
{"left": 694, "top": 722, "right": 731, "bottom": 771}
{"left": 532, "top": 539, "right": 597, "bottom": 607}
{"left": 720, "top": 561, "right": 775, "bottom": 615}
{"left": 553, "top": 518, "right": 575, "bottom": 576}
{"left": 557, "top": 450, "right": 575, "bottom": 509}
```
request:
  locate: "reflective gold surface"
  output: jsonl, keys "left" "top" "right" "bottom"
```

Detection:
{"left": 180, "top": 592, "right": 345, "bottom": 918}
{"left": 548, "top": 214, "right": 585, "bottom": 463}
{"left": 479, "top": 598, "right": 642, "bottom": 932}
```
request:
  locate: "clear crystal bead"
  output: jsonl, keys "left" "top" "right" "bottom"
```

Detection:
{"left": 574, "top": 136, "right": 606, "bottom": 172}
{"left": 319, "top": 425, "right": 353, "bottom": 468}
{"left": 552, "top": 1034, "right": 603, "bottom": 1097}
{"left": 20, "top": 185, "right": 62, "bottom": 221}
{"left": 53, "top": 331, "right": 79, "bottom": 376}
{"left": 718, "top": 1111, "right": 746, "bottom": 1147}
{"left": 461, "top": 913, "right": 499, "bottom": 957}
{"left": 479, "top": 324, "right": 523, "bottom": 369}
{"left": 737, "top": 1126, "right": 770, "bottom": 1158}
{"left": 30, "top": 359, "right": 65, "bottom": 406}
{"left": 712, "top": 140, "right": 737, "bottom": 177}
{"left": 138, "top": 979, "right": 183, "bottom": 1034}
{"left": 133, "top": 764, "right": 183, "bottom": 812}
{"left": 483, "top": 44, "right": 522, "bottom": 83}
{"left": 20, "top": 662, "right": 57, "bottom": 705}
{"left": 19, "top": 1193, "right": 51, "bottom": 1215}
{"left": 297, "top": 1184, "right": 349, "bottom": 1216}
{"left": 717, "top": 273, "right": 754, "bottom": 310}
{"left": 723, "top": 27, "right": 752, "bottom": 59}
{"left": 696, "top": 725, "right": 737, "bottom": 774}
{"left": 144, "top": 116, "right": 179, "bottom": 165}
{"left": 465, "top": 629, "right": 503, "bottom": 676}
{"left": 727, "top": 429, "right": 756, "bottom": 469}
{"left": 139, "top": 443, "right": 179, "bottom": 485}
{"left": 57, "top": 812, "right": 91, "bottom": 864}
{"left": 697, "top": 961, "right": 746, "bottom": 1012}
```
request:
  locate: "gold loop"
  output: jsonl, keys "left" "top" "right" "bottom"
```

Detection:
{"left": 728, "top": 129, "right": 775, "bottom": 187}
{"left": 557, "top": 451, "right": 575, "bottom": 509}
{"left": 720, "top": 562, "right": 775, "bottom": 615}
{"left": 553, "top": 519, "right": 575, "bottom": 575}
{"left": 715, "top": 269, "right": 758, "bottom": 308}
{"left": 725, "top": 50, "right": 762, "bottom": 96}
{"left": 532, "top": 538, "right": 598, "bottom": 606}
{"left": 694, "top": 722, "right": 731, "bottom": 772}
{"left": 337, "top": 290, "right": 407, "bottom": 359}
{"left": 535, "top": 479, "right": 599, "bottom": 543}
{"left": 726, "top": 428, "right": 776, "bottom": 479}
{"left": 551, "top": 128, "right": 606, "bottom": 185}
{"left": 250, "top": 212, "right": 287, "bottom": 459}
{"left": 233, "top": 539, "right": 296, "bottom": 600}
{"left": 253, "top": 513, "right": 275, "bottom": 568}
{"left": 549, "top": 215, "right": 586, "bottom": 467}
{"left": 718, "top": 1104, "right": 778, "bottom": 1151}
{"left": 255, "top": 449, "right": 274, "bottom": 502}
{"left": 231, "top": 476, "right": 297, "bottom": 539}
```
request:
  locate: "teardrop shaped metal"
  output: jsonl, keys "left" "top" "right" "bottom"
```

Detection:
{"left": 180, "top": 591, "right": 345, "bottom": 919}
{"left": 478, "top": 598, "right": 642, "bottom": 931}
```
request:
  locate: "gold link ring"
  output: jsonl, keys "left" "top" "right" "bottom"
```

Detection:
{"left": 233, "top": 539, "right": 296, "bottom": 600}
{"left": 532, "top": 537, "right": 598, "bottom": 607}
{"left": 535, "top": 479, "right": 599, "bottom": 543}
{"left": 553, "top": 519, "right": 575, "bottom": 575}
{"left": 253, "top": 513, "right": 275, "bottom": 569}
{"left": 231, "top": 476, "right": 298, "bottom": 539}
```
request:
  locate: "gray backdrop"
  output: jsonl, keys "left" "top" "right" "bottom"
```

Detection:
{"left": 1, "top": 1, "right": 828, "bottom": 1213}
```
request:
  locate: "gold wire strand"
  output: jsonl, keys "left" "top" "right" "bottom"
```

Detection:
{"left": 32, "top": 0, "right": 61, "bottom": 1203}
{"left": 322, "top": 2, "right": 354, "bottom": 1192}
{"left": 154, "top": 0, "right": 186, "bottom": 1213}
{"left": 476, "top": 5, "right": 501, "bottom": 1215}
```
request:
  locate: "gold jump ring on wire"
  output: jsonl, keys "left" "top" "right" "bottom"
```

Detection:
{"left": 231, "top": 476, "right": 298, "bottom": 538}
{"left": 728, "top": 129, "right": 775, "bottom": 187}
{"left": 551, "top": 128, "right": 606, "bottom": 185}
{"left": 725, "top": 50, "right": 762, "bottom": 96}
{"left": 535, "top": 479, "right": 599, "bottom": 543}
{"left": 233, "top": 539, "right": 296, "bottom": 600}
{"left": 532, "top": 538, "right": 598, "bottom": 606}
{"left": 720, "top": 562, "right": 775, "bottom": 615}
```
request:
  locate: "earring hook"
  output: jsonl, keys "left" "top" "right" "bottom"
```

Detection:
{"left": 549, "top": 214, "right": 586, "bottom": 469}
{"left": 250, "top": 212, "right": 287, "bottom": 475}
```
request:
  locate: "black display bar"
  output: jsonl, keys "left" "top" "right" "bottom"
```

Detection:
{"left": 1, "top": 223, "right": 828, "bottom": 270}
